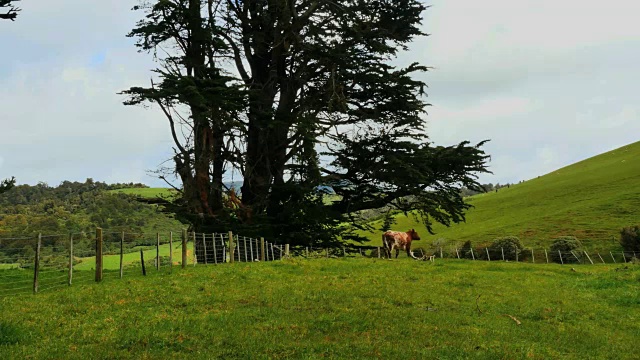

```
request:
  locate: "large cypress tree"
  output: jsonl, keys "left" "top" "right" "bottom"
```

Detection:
{"left": 122, "top": 0, "right": 490, "bottom": 245}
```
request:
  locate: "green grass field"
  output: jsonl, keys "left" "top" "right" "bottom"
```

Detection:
{"left": 73, "top": 242, "right": 194, "bottom": 271}
{"left": 361, "top": 141, "right": 640, "bottom": 251}
{"left": 0, "top": 259, "right": 638, "bottom": 359}
{"left": 108, "top": 187, "right": 178, "bottom": 199}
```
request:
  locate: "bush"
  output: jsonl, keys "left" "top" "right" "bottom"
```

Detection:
{"left": 550, "top": 236, "right": 583, "bottom": 264}
{"left": 488, "top": 236, "right": 523, "bottom": 261}
{"left": 619, "top": 225, "right": 640, "bottom": 253}
{"left": 459, "top": 240, "right": 474, "bottom": 259}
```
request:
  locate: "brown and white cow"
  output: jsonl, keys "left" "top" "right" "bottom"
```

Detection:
{"left": 382, "top": 229, "right": 421, "bottom": 259}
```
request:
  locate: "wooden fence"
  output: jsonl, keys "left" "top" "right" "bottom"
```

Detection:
{"left": 1, "top": 229, "right": 638, "bottom": 298}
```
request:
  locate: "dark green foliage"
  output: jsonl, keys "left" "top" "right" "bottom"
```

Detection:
{"left": 550, "top": 236, "right": 583, "bottom": 264}
{"left": 489, "top": 236, "right": 524, "bottom": 261}
{"left": 380, "top": 211, "right": 396, "bottom": 232}
{"left": 0, "top": 177, "right": 15, "bottom": 194}
{"left": 459, "top": 240, "right": 474, "bottom": 259}
{"left": 0, "top": 0, "right": 20, "bottom": 21}
{"left": 619, "top": 225, "right": 640, "bottom": 253}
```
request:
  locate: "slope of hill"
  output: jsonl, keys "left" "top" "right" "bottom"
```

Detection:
{"left": 363, "top": 141, "right": 640, "bottom": 251}
{"left": 108, "top": 187, "right": 178, "bottom": 199}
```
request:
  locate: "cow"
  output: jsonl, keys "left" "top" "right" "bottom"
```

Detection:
{"left": 382, "top": 229, "right": 421, "bottom": 259}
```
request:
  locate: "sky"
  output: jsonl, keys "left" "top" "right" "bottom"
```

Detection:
{"left": 1, "top": 0, "right": 639, "bottom": 188}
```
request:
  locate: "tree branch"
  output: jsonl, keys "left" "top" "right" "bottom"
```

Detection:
{"left": 150, "top": 79, "right": 189, "bottom": 157}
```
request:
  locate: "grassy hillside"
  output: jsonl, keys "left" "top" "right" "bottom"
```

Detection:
{"left": 362, "top": 141, "right": 640, "bottom": 251}
{"left": 109, "top": 187, "right": 178, "bottom": 199}
{"left": 0, "top": 259, "right": 638, "bottom": 358}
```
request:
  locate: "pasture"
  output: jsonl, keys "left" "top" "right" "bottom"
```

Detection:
{"left": 73, "top": 242, "right": 194, "bottom": 271}
{"left": 1, "top": 258, "right": 638, "bottom": 359}
{"left": 108, "top": 187, "right": 178, "bottom": 199}
{"left": 361, "top": 141, "right": 640, "bottom": 251}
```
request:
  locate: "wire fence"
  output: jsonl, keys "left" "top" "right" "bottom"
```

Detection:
{"left": 2, "top": 229, "right": 638, "bottom": 299}
{"left": 415, "top": 246, "right": 640, "bottom": 265}
{"left": 0, "top": 229, "right": 290, "bottom": 299}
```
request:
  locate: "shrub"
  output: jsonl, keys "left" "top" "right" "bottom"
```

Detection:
{"left": 488, "top": 236, "right": 523, "bottom": 261}
{"left": 550, "top": 236, "right": 583, "bottom": 264}
{"left": 619, "top": 225, "right": 640, "bottom": 253}
{"left": 459, "top": 240, "right": 474, "bottom": 259}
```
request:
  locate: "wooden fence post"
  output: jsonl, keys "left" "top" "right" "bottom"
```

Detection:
{"left": 140, "top": 250, "right": 146, "bottom": 275}
{"left": 181, "top": 229, "right": 187, "bottom": 269}
{"left": 68, "top": 234, "right": 73, "bottom": 286}
{"left": 260, "top": 237, "right": 266, "bottom": 261}
{"left": 515, "top": 249, "right": 518, "bottom": 262}
{"left": 169, "top": 231, "right": 173, "bottom": 272}
{"left": 622, "top": 252, "right": 626, "bottom": 263}
{"left": 229, "top": 231, "right": 235, "bottom": 263}
{"left": 202, "top": 233, "right": 208, "bottom": 265}
{"left": 531, "top": 249, "right": 535, "bottom": 263}
{"left": 156, "top": 233, "right": 160, "bottom": 270}
{"left": 485, "top": 248, "right": 491, "bottom": 261}
{"left": 192, "top": 232, "right": 197, "bottom": 266}
{"left": 243, "top": 237, "right": 248, "bottom": 262}
{"left": 440, "top": 247, "right": 443, "bottom": 259}
{"left": 544, "top": 248, "right": 549, "bottom": 263}
{"left": 120, "top": 231, "right": 124, "bottom": 279}
{"left": 501, "top": 247, "right": 505, "bottom": 261}
{"left": 326, "top": 248, "right": 329, "bottom": 258}
{"left": 470, "top": 248, "right": 475, "bottom": 260}
{"left": 212, "top": 233, "right": 219, "bottom": 264}
{"left": 583, "top": 251, "right": 594, "bottom": 265}
{"left": 285, "top": 244, "right": 290, "bottom": 258}
{"left": 571, "top": 251, "right": 581, "bottom": 263}
{"left": 597, "top": 253, "right": 605, "bottom": 264}
{"left": 95, "top": 228, "right": 103, "bottom": 282}
{"left": 455, "top": 248, "right": 460, "bottom": 259}
{"left": 33, "top": 233, "right": 41, "bottom": 293}
{"left": 558, "top": 250, "right": 564, "bottom": 265}
{"left": 610, "top": 251, "right": 616, "bottom": 263}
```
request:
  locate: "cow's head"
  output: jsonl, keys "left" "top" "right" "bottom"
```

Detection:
{"left": 408, "top": 228, "right": 421, "bottom": 240}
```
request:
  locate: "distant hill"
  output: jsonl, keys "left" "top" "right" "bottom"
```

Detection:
{"left": 0, "top": 180, "right": 183, "bottom": 237}
{"left": 362, "top": 140, "right": 640, "bottom": 251}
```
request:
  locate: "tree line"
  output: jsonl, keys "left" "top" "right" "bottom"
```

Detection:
{"left": 0, "top": 179, "right": 176, "bottom": 237}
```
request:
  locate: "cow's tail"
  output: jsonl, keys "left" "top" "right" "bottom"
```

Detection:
{"left": 382, "top": 234, "right": 390, "bottom": 259}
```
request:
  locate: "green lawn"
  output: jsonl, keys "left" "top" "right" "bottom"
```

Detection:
{"left": 73, "top": 242, "right": 194, "bottom": 271}
{"left": 0, "top": 259, "right": 638, "bottom": 359}
{"left": 108, "top": 187, "right": 178, "bottom": 199}
{"left": 361, "top": 140, "right": 640, "bottom": 251}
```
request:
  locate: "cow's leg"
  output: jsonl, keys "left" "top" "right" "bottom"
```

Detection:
{"left": 395, "top": 247, "right": 399, "bottom": 258}
{"left": 406, "top": 244, "right": 422, "bottom": 260}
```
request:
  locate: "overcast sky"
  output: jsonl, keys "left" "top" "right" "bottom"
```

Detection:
{"left": 1, "top": 0, "right": 639, "bottom": 188}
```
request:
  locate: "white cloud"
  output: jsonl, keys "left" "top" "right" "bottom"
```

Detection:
{"left": 1, "top": 0, "right": 639, "bottom": 189}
